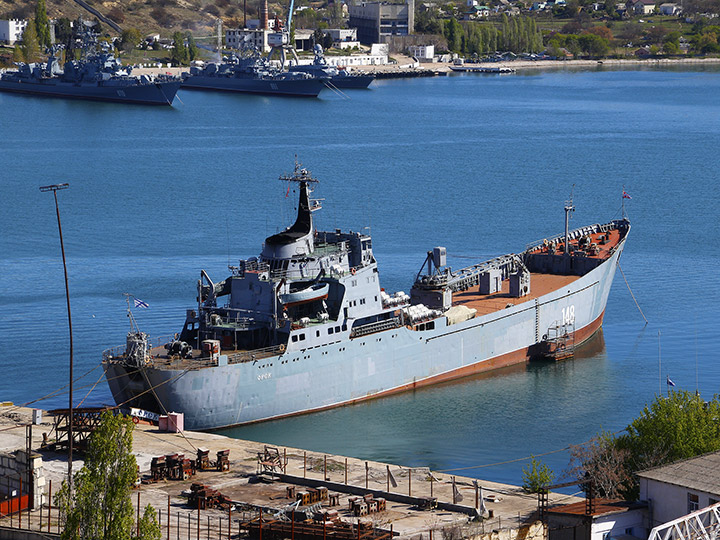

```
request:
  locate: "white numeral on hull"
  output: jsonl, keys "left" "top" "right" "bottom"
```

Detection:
{"left": 562, "top": 305, "right": 575, "bottom": 326}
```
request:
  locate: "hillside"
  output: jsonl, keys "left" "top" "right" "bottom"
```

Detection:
{"left": 0, "top": 0, "right": 290, "bottom": 37}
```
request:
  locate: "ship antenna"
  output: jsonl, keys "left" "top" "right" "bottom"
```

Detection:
{"left": 564, "top": 185, "right": 575, "bottom": 255}
{"left": 123, "top": 293, "right": 141, "bottom": 333}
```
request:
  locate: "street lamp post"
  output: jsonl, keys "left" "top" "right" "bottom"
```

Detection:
{"left": 39, "top": 183, "right": 73, "bottom": 495}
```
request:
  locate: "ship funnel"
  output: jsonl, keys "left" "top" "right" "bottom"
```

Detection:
{"left": 262, "top": 163, "right": 319, "bottom": 260}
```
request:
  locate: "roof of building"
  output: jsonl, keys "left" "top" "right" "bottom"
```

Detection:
{"left": 636, "top": 451, "right": 720, "bottom": 494}
{"left": 548, "top": 498, "right": 646, "bottom": 518}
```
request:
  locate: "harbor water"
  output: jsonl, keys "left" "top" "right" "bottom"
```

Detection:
{"left": 1, "top": 65, "right": 719, "bottom": 487}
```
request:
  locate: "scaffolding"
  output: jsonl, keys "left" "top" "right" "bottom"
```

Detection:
{"left": 46, "top": 407, "right": 112, "bottom": 454}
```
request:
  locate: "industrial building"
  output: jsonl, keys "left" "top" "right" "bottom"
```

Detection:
{"left": 348, "top": 0, "right": 414, "bottom": 44}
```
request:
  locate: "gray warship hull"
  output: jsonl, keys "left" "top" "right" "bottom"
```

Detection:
{"left": 181, "top": 75, "right": 325, "bottom": 97}
{"left": 104, "top": 214, "right": 628, "bottom": 431}
{"left": 0, "top": 78, "right": 181, "bottom": 105}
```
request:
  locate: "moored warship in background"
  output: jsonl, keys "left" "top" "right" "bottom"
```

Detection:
{"left": 104, "top": 161, "right": 630, "bottom": 430}
{"left": 0, "top": 34, "right": 181, "bottom": 105}
{"left": 181, "top": 48, "right": 327, "bottom": 97}
{"left": 289, "top": 45, "right": 375, "bottom": 89}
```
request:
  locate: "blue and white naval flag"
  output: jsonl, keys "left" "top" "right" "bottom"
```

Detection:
{"left": 666, "top": 375, "right": 676, "bottom": 387}
{"left": 134, "top": 298, "right": 149, "bottom": 309}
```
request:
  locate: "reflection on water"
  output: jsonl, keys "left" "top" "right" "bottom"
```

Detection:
{"left": 1, "top": 67, "right": 719, "bottom": 487}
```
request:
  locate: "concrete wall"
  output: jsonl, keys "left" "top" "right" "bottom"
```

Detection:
{"left": 0, "top": 525, "right": 59, "bottom": 540}
{"left": 0, "top": 450, "right": 45, "bottom": 509}
{"left": 466, "top": 519, "right": 546, "bottom": 540}
{"left": 590, "top": 509, "right": 646, "bottom": 540}
{"left": 640, "top": 477, "right": 720, "bottom": 529}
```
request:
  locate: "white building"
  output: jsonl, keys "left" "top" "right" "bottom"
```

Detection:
{"left": 638, "top": 451, "right": 720, "bottom": 530}
{"left": 659, "top": 2, "right": 681, "bottom": 14}
{"left": 226, "top": 28, "right": 271, "bottom": 52}
{"left": 348, "top": 0, "right": 414, "bottom": 44}
{"left": 308, "top": 51, "right": 388, "bottom": 66}
{"left": 547, "top": 499, "right": 647, "bottom": 540}
{"left": 324, "top": 28, "right": 360, "bottom": 49}
{"left": 226, "top": 27, "right": 314, "bottom": 53}
{"left": 408, "top": 44, "right": 434, "bottom": 61}
{"left": 0, "top": 19, "right": 28, "bottom": 45}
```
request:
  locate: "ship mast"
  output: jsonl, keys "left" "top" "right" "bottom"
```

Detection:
{"left": 123, "top": 293, "right": 141, "bottom": 333}
{"left": 564, "top": 186, "right": 575, "bottom": 255}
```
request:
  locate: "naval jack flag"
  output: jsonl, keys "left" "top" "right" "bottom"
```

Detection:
{"left": 134, "top": 298, "right": 149, "bottom": 309}
{"left": 666, "top": 375, "right": 676, "bottom": 387}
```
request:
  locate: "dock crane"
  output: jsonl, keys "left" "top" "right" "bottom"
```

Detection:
{"left": 267, "top": 0, "right": 300, "bottom": 68}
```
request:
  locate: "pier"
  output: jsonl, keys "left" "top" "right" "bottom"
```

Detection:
{"left": 0, "top": 405, "right": 579, "bottom": 540}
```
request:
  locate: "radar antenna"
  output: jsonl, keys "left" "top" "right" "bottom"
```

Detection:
{"left": 280, "top": 156, "right": 321, "bottom": 211}
{"left": 279, "top": 155, "right": 319, "bottom": 184}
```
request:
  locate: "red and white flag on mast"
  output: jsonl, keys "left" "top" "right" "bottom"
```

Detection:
{"left": 622, "top": 190, "right": 632, "bottom": 199}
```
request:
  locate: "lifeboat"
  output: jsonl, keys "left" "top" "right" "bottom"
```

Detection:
{"left": 279, "top": 282, "right": 330, "bottom": 307}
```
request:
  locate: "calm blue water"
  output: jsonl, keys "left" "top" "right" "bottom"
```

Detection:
{"left": 1, "top": 66, "right": 719, "bottom": 487}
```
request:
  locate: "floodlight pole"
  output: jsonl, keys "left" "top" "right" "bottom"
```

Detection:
{"left": 40, "top": 183, "right": 73, "bottom": 495}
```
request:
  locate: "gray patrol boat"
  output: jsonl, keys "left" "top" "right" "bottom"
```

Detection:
{"left": 181, "top": 48, "right": 327, "bottom": 97}
{"left": 0, "top": 37, "right": 180, "bottom": 105}
{"left": 104, "top": 162, "right": 630, "bottom": 430}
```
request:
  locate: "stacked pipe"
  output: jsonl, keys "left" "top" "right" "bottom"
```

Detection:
{"left": 381, "top": 290, "right": 410, "bottom": 308}
{"left": 401, "top": 304, "right": 442, "bottom": 323}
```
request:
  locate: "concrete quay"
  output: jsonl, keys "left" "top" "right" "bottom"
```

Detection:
{"left": 0, "top": 405, "right": 580, "bottom": 539}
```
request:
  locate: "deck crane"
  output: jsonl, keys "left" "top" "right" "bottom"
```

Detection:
{"left": 267, "top": 0, "right": 300, "bottom": 68}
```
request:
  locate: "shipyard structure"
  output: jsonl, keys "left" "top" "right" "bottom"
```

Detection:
{"left": 104, "top": 163, "right": 629, "bottom": 430}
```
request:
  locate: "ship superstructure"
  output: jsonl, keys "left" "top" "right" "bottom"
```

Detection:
{"left": 0, "top": 35, "right": 181, "bottom": 105}
{"left": 104, "top": 163, "right": 630, "bottom": 430}
{"left": 289, "top": 45, "right": 375, "bottom": 89}
{"left": 181, "top": 48, "right": 327, "bottom": 97}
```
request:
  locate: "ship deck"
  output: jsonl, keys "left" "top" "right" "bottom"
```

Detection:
{"left": 452, "top": 273, "right": 580, "bottom": 316}
{"left": 452, "top": 226, "right": 623, "bottom": 316}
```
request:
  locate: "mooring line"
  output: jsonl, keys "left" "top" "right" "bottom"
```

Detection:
{"left": 618, "top": 261, "right": 648, "bottom": 325}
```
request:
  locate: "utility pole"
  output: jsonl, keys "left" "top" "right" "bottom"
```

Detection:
{"left": 39, "top": 183, "right": 73, "bottom": 495}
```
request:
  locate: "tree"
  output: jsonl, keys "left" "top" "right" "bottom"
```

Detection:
{"left": 522, "top": 456, "right": 555, "bottom": 493}
{"left": 35, "top": 0, "right": 51, "bottom": 49}
{"left": 54, "top": 411, "right": 156, "bottom": 540}
{"left": 138, "top": 505, "right": 162, "bottom": 540}
{"left": 443, "top": 18, "right": 462, "bottom": 52}
{"left": 587, "top": 25, "right": 613, "bottom": 40}
{"left": 171, "top": 31, "right": 189, "bottom": 65}
{"left": 568, "top": 433, "right": 632, "bottom": 499}
{"left": 55, "top": 17, "right": 73, "bottom": 47}
{"left": 574, "top": 392, "right": 720, "bottom": 501}
{"left": 579, "top": 33, "right": 609, "bottom": 56}
{"left": 120, "top": 28, "right": 143, "bottom": 52}
{"left": 12, "top": 46, "right": 24, "bottom": 62}
{"left": 645, "top": 25, "right": 669, "bottom": 44}
{"left": 619, "top": 391, "right": 720, "bottom": 473}
{"left": 187, "top": 32, "right": 199, "bottom": 62}
{"left": 20, "top": 20, "right": 41, "bottom": 63}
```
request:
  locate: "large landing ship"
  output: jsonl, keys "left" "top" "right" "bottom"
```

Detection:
{"left": 103, "top": 163, "right": 630, "bottom": 430}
